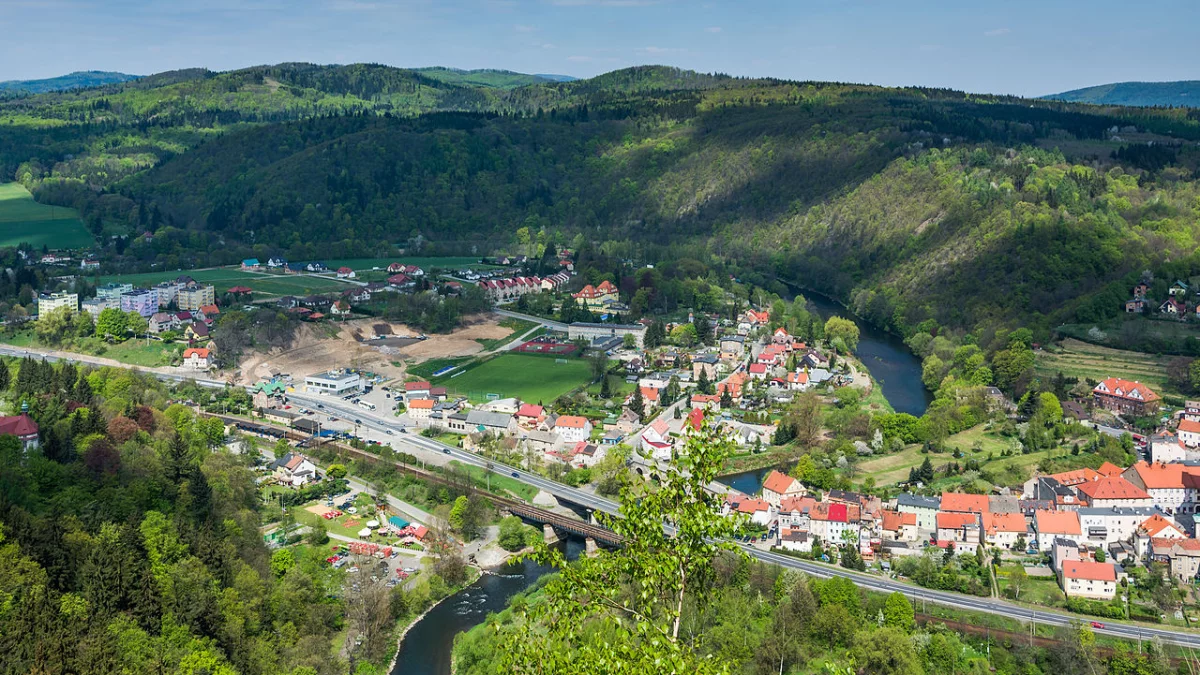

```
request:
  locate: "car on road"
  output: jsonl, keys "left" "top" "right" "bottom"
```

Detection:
{"left": 385, "top": 430, "right": 394, "bottom": 435}
{"left": 511, "top": 471, "right": 519, "bottom": 478}
{"left": 1091, "top": 621, "right": 1105, "bottom": 629}
{"left": 443, "top": 448, "right": 451, "bottom": 454}
{"left": 354, "top": 419, "right": 362, "bottom": 424}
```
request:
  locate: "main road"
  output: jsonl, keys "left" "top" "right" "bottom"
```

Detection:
{"left": 1, "top": 344, "right": 1197, "bottom": 647}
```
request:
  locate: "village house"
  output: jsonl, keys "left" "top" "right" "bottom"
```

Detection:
{"left": 983, "top": 512, "right": 1028, "bottom": 549}
{"left": 719, "top": 334, "right": 746, "bottom": 360}
{"left": 881, "top": 510, "right": 920, "bottom": 542}
{"left": 1134, "top": 513, "right": 1189, "bottom": 555}
{"left": 692, "top": 354, "right": 719, "bottom": 381}
{"left": 336, "top": 267, "right": 356, "bottom": 279}
{"left": 778, "top": 529, "right": 812, "bottom": 553}
{"left": 554, "top": 415, "right": 593, "bottom": 444}
{"left": 1093, "top": 377, "right": 1161, "bottom": 416}
{"left": 737, "top": 309, "right": 770, "bottom": 334}
{"left": 936, "top": 512, "right": 982, "bottom": 554}
{"left": 1074, "top": 477, "right": 1152, "bottom": 508}
{"left": 1122, "top": 461, "right": 1200, "bottom": 517}
{"left": 149, "top": 312, "right": 178, "bottom": 334}
{"left": 733, "top": 497, "right": 772, "bottom": 526}
{"left": 641, "top": 418, "right": 673, "bottom": 459}
{"left": 407, "top": 398, "right": 435, "bottom": 423}
{"left": 1149, "top": 538, "right": 1200, "bottom": 583}
{"left": 272, "top": 452, "right": 318, "bottom": 486}
{"left": 1059, "top": 560, "right": 1118, "bottom": 601}
{"left": 241, "top": 258, "right": 260, "bottom": 270}
{"left": 761, "top": 470, "right": 805, "bottom": 508}
{"left": 809, "top": 502, "right": 861, "bottom": 545}
{"left": 404, "top": 381, "right": 432, "bottom": 400}
{"left": 181, "top": 347, "right": 214, "bottom": 371}
{"left": 1034, "top": 510, "right": 1082, "bottom": 551}
{"left": 778, "top": 496, "right": 818, "bottom": 531}
{"left": 516, "top": 403, "right": 544, "bottom": 429}
{"left": 896, "top": 494, "right": 940, "bottom": 531}
{"left": 184, "top": 322, "right": 210, "bottom": 341}
{"left": 1077, "top": 506, "right": 1163, "bottom": 547}
{"left": 572, "top": 280, "right": 619, "bottom": 309}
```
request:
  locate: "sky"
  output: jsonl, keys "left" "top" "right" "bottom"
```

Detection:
{"left": 2, "top": 0, "right": 1198, "bottom": 97}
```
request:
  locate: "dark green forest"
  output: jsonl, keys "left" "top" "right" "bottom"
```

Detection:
{"left": 5, "top": 63, "right": 1200, "bottom": 342}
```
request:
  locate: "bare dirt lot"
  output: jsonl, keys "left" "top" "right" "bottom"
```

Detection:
{"left": 235, "top": 315, "right": 512, "bottom": 385}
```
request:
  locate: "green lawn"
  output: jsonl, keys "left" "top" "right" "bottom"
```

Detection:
{"left": 857, "top": 424, "right": 1047, "bottom": 486}
{"left": 0, "top": 329, "right": 183, "bottom": 367}
{"left": 434, "top": 353, "right": 592, "bottom": 404}
{"left": 1036, "top": 338, "right": 1172, "bottom": 394}
{"left": 0, "top": 183, "right": 93, "bottom": 249}
{"left": 448, "top": 461, "right": 539, "bottom": 502}
{"left": 99, "top": 267, "right": 349, "bottom": 297}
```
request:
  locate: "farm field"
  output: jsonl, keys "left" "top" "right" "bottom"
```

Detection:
{"left": 1035, "top": 338, "right": 1171, "bottom": 393}
{"left": 433, "top": 352, "right": 591, "bottom": 404}
{"left": 0, "top": 183, "right": 93, "bottom": 249}
{"left": 99, "top": 267, "right": 350, "bottom": 297}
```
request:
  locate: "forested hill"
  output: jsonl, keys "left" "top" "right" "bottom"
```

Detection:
{"left": 6, "top": 62, "right": 1200, "bottom": 342}
{"left": 1044, "top": 80, "right": 1200, "bottom": 107}
{"left": 0, "top": 70, "right": 139, "bottom": 95}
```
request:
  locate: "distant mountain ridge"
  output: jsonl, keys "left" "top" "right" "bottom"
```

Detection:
{"left": 0, "top": 70, "right": 140, "bottom": 95}
{"left": 1043, "top": 80, "right": 1200, "bottom": 107}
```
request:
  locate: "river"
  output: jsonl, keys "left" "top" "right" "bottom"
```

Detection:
{"left": 390, "top": 537, "right": 584, "bottom": 675}
{"left": 716, "top": 290, "right": 931, "bottom": 495}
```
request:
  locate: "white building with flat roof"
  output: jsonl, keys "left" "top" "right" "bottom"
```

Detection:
{"left": 81, "top": 296, "right": 118, "bottom": 320}
{"left": 96, "top": 282, "right": 133, "bottom": 302}
{"left": 567, "top": 322, "right": 646, "bottom": 348}
{"left": 304, "top": 369, "right": 363, "bottom": 395}
{"left": 37, "top": 292, "right": 78, "bottom": 316}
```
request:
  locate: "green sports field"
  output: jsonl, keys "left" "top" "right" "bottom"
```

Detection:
{"left": 0, "top": 183, "right": 93, "bottom": 249}
{"left": 434, "top": 352, "right": 592, "bottom": 404}
{"left": 99, "top": 267, "right": 350, "bottom": 296}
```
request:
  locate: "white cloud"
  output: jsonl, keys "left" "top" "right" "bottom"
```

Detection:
{"left": 984, "top": 27, "right": 1010, "bottom": 36}
{"left": 705, "top": 26, "right": 721, "bottom": 33}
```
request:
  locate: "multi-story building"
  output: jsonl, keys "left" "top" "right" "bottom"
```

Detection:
{"left": 567, "top": 322, "right": 646, "bottom": 348}
{"left": 896, "top": 494, "right": 940, "bottom": 532}
{"left": 1034, "top": 510, "right": 1082, "bottom": 551}
{"left": 982, "top": 512, "right": 1029, "bottom": 549}
{"left": 1092, "top": 377, "right": 1161, "bottom": 416}
{"left": 881, "top": 510, "right": 920, "bottom": 542}
{"left": 1074, "top": 477, "right": 1153, "bottom": 508}
{"left": 936, "top": 512, "right": 982, "bottom": 554}
{"left": 553, "top": 415, "right": 593, "bottom": 444}
{"left": 1076, "top": 506, "right": 1163, "bottom": 547}
{"left": 37, "top": 292, "right": 77, "bottom": 316}
{"left": 154, "top": 281, "right": 180, "bottom": 308}
{"left": 81, "top": 296, "right": 117, "bottom": 320}
{"left": 96, "top": 282, "right": 133, "bottom": 303}
{"left": 478, "top": 276, "right": 542, "bottom": 303}
{"left": 761, "top": 470, "right": 805, "bottom": 508}
{"left": 304, "top": 369, "right": 363, "bottom": 396}
{"left": 1122, "top": 461, "right": 1200, "bottom": 518}
{"left": 177, "top": 283, "right": 216, "bottom": 311}
{"left": 572, "top": 280, "right": 619, "bottom": 309}
{"left": 120, "top": 289, "right": 158, "bottom": 317}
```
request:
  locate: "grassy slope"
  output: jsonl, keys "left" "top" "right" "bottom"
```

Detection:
{"left": 0, "top": 183, "right": 92, "bottom": 248}
{"left": 1034, "top": 338, "right": 1172, "bottom": 393}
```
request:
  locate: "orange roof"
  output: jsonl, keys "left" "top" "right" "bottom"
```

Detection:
{"left": 984, "top": 512, "right": 1027, "bottom": 534}
{"left": 516, "top": 404, "right": 544, "bottom": 418}
{"left": 1035, "top": 509, "right": 1081, "bottom": 535}
{"left": 408, "top": 398, "right": 435, "bottom": 410}
{"left": 1075, "top": 477, "right": 1149, "bottom": 501}
{"left": 1150, "top": 536, "right": 1200, "bottom": 552}
{"left": 1094, "top": 377, "right": 1160, "bottom": 403}
{"left": 691, "top": 393, "right": 720, "bottom": 403}
{"left": 937, "top": 512, "right": 979, "bottom": 530}
{"left": 555, "top": 415, "right": 589, "bottom": 429}
{"left": 686, "top": 408, "right": 705, "bottom": 431}
{"left": 1139, "top": 514, "right": 1185, "bottom": 538}
{"left": 597, "top": 280, "right": 617, "bottom": 293}
{"left": 198, "top": 304, "right": 219, "bottom": 315}
{"left": 780, "top": 496, "right": 817, "bottom": 513}
{"left": 882, "top": 510, "right": 917, "bottom": 531}
{"left": 1048, "top": 467, "right": 1101, "bottom": 486}
{"left": 639, "top": 387, "right": 660, "bottom": 402}
{"left": 940, "top": 492, "right": 989, "bottom": 514}
{"left": 1125, "top": 461, "right": 1200, "bottom": 490}
{"left": 736, "top": 498, "right": 770, "bottom": 514}
{"left": 1097, "top": 462, "right": 1124, "bottom": 478}
{"left": 1180, "top": 419, "right": 1200, "bottom": 434}
{"left": 762, "top": 470, "right": 799, "bottom": 495}
{"left": 1061, "top": 560, "right": 1116, "bottom": 582}
{"left": 183, "top": 347, "right": 210, "bottom": 358}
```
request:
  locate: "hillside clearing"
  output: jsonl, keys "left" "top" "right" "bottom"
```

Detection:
{"left": 1035, "top": 338, "right": 1171, "bottom": 393}
{"left": 0, "top": 183, "right": 93, "bottom": 249}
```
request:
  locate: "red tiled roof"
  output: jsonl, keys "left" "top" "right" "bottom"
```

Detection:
{"left": 183, "top": 347, "right": 211, "bottom": 358}
{"left": 780, "top": 496, "right": 817, "bottom": 514}
{"left": 940, "top": 492, "right": 989, "bottom": 514}
{"left": 555, "top": 415, "right": 589, "bottom": 429}
{"left": 404, "top": 381, "right": 431, "bottom": 392}
{"left": 937, "top": 512, "right": 978, "bottom": 530}
{"left": 1139, "top": 514, "right": 1185, "bottom": 538}
{"left": 1035, "top": 509, "right": 1081, "bottom": 535}
{"left": 1180, "top": 419, "right": 1200, "bottom": 434}
{"left": 639, "top": 387, "right": 660, "bottom": 402}
{"left": 1093, "top": 377, "right": 1160, "bottom": 403}
{"left": 736, "top": 498, "right": 770, "bottom": 514}
{"left": 984, "top": 512, "right": 1027, "bottom": 534}
{"left": 1097, "top": 462, "right": 1124, "bottom": 478}
{"left": 882, "top": 510, "right": 917, "bottom": 531}
{"left": 1047, "top": 468, "right": 1100, "bottom": 486}
{"left": 0, "top": 414, "right": 38, "bottom": 438}
{"left": 1061, "top": 560, "right": 1116, "bottom": 582}
{"left": 408, "top": 398, "right": 434, "bottom": 410}
{"left": 748, "top": 363, "right": 768, "bottom": 374}
{"left": 516, "top": 404, "right": 544, "bottom": 418}
{"left": 1075, "top": 477, "right": 1150, "bottom": 501}
{"left": 1125, "top": 461, "right": 1200, "bottom": 490}
{"left": 686, "top": 408, "right": 705, "bottom": 431}
{"left": 763, "top": 470, "right": 799, "bottom": 496}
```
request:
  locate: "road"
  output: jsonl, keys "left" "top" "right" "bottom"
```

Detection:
{"left": 4, "top": 344, "right": 1199, "bottom": 646}
{"left": 491, "top": 308, "right": 568, "bottom": 332}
